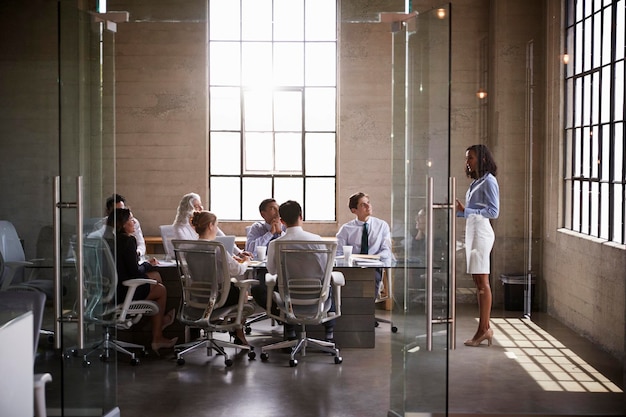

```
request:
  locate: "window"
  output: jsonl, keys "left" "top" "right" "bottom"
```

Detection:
{"left": 564, "top": 0, "right": 626, "bottom": 244}
{"left": 208, "top": 0, "right": 337, "bottom": 221}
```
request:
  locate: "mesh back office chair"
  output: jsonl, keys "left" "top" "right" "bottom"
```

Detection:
{"left": 0, "top": 290, "right": 53, "bottom": 417}
{"left": 259, "top": 240, "right": 344, "bottom": 367}
{"left": 172, "top": 239, "right": 258, "bottom": 367}
{"left": 79, "top": 237, "right": 159, "bottom": 366}
{"left": 0, "top": 220, "right": 53, "bottom": 297}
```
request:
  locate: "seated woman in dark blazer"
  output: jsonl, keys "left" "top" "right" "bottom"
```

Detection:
{"left": 107, "top": 208, "right": 177, "bottom": 354}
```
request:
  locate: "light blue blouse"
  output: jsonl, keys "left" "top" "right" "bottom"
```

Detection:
{"left": 457, "top": 172, "right": 500, "bottom": 219}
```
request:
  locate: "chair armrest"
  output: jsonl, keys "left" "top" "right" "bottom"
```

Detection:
{"left": 331, "top": 271, "right": 345, "bottom": 286}
{"left": 265, "top": 273, "right": 277, "bottom": 288}
{"left": 234, "top": 278, "right": 259, "bottom": 291}
{"left": 122, "top": 278, "right": 157, "bottom": 287}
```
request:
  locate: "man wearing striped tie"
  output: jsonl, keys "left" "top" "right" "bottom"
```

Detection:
{"left": 335, "top": 192, "right": 393, "bottom": 296}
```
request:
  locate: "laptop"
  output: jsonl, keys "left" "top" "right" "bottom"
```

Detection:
{"left": 214, "top": 235, "right": 236, "bottom": 256}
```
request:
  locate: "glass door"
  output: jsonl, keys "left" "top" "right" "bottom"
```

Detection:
{"left": 389, "top": 4, "right": 452, "bottom": 416}
{"left": 54, "top": 2, "right": 119, "bottom": 415}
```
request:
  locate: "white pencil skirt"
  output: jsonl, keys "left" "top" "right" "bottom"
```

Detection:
{"left": 465, "top": 214, "right": 495, "bottom": 274}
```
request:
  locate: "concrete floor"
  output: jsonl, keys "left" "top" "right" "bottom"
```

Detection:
{"left": 37, "top": 304, "right": 625, "bottom": 417}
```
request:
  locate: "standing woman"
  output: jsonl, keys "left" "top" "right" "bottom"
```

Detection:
{"left": 455, "top": 144, "right": 499, "bottom": 347}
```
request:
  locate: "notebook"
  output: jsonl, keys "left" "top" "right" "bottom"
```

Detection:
{"left": 214, "top": 235, "right": 236, "bottom": 255}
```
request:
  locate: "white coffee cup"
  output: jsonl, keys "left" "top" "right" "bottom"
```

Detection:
{"left": 256, "top": 245, "right": 267, "bottom": 261}
{"left": 342, "top": 245, "right": 353, "bottom": 261}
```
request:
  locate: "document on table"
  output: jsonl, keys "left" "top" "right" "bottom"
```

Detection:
{"left": 351, "top": 254, "right": 384, "bottom": 267}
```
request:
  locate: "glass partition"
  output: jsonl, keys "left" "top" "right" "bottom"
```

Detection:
{"left": 389, "top": 4, "right": 452, "bottom": 416}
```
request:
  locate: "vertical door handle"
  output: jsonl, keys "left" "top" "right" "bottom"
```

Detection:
{"left": 426, "top": 177, "right": 434, "bottom": 351}
{"left": 449, "top": 177, "right": 456, "bottom": 350}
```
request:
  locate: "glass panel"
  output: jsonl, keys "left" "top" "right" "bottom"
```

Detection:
{"left": 614, "top": 123, "right": 624, "bottom": 179}
{"left": 600, "top": 182, "right": 609, "bottom": 239}
{"left": 242, "top": 42, "right": 272, "bottom": 87}
{"left": 211, "top": 132, "right": 241, "bottom": 175}
{"left": 275, "top": 132, "right": 302, "bottom": 172}
{"left": 614, "top": 61, "right": 624, "bottom": 121}
{"left": 274, "top": 0, "right": 304, "bottom": 41}
{"left": 602, "top": 124, "right": 610, "bottom": 180}
{"left": 613, "top": 184, "right": 624, "bottom": 243}
{"left": 304, "top": 177, "right": 335, "bottom": 220}
{"left": 244, "top": 132, "right": 273, "bottom": 171}
{"left": 244, "top": 89, "right": 273, "bottom": 131}
{"left": 274, "top": 43, "right": 304, "bottom": 86}
{"left": 242, "top": 177, "right": 272, "bottom": 220}
{"left": 601, "top": 66, "right": 611, "bottom": 123}
{"left": 305, "top": 87, "right": 335, "bottom": 130}
{"left": 616, "top": 1, "right": 625, "bottom": 61}
{"left": 274, "top": 90, "right": 302, "bottom": 131}
{"left": 211, "top": 177, "right": 241, "bottom": 219}
{"left": 573, "top": 180, "right": 581, "bottom": 231}
{"left": 305, "top": 0, "right": 336, "bottom": 41}
{"left": 591, "top": 71, "right": 600, "bottom": 125}
{"left": 390, "top": 6, "right": 450, "bottom": 416}
{"left": 210, "top": 42, "right": 241, "bottom": 86}
{"left": 210, "top": 0, "right": 241, "bottom": 40}
{"left": 242, "top": 0, "right": 272, "bottom": 41}
{"left": 602, "top": 7, "right": 612, "bottom": 65}
{"left": 305, "top": 133, "right": 336, "bottom": 175}
{"left": 274, "top": 177, "right": 303, "bottom": 207}
{"left": 305, "top": 42, "right": 336, "bottom": 86}
{"left": 210, "top": 87, "right": 241, "bottom": 130}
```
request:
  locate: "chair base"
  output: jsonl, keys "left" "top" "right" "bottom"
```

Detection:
{"left": 174, "top": 331, "right": 255, "bottom": 367}
{"left": 260, "top": 330, "right": 342, "bottom": 367}
{"left": 82, "top": 331, "right": 145, "bottom": 366}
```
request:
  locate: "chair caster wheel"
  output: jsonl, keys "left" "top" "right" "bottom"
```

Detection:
{"left": 334, "top": 356, "right": 343, "bottom": 364}
{"left": 130, "top": 358, "right": 140, "bottom": 366}
{"left": 225, "top": 359, "right": 234, "bottom": 367}
{"left": 260, "top": 352, "right": 269, "bottom": 361}
{"left": 176, "top": 357, "right": 185, "bottom": 366}
{"left": 391, "top": 326, "right": 398, "bottom": 333}
{"left": 82, "top": 360, "right": 91, "bottom": 367}
{"left": 248, "top": 351, "right": 256, "bottom": 360}
{"left": 99, "top": 354, "right": 108, "bottom": 362}
{"left": 245, "top": 326, "right": 251, "bottom": 335}
{"left": 289, "top": 359, "right": 298, "bottom": 367}
{"left": 375, "top": 321, "right": 380, "bottom": 328}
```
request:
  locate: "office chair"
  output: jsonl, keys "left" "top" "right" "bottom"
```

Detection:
{"left": 375, "top": 268, "right": 398, "bottom": 333}
{"left": 259, "top": 240, "right": 344, "bottom": 367}
{"left": 172, "top": 239, "right": 258, "bottom": 367}
{"left": 159, "top": 225, "right": 176, "bottom": 260}
{"left": 0, "top": 290, "right": 53, "bottom": 417}
{"left": 80, "top": 237, "right": 159, "bottom": 366}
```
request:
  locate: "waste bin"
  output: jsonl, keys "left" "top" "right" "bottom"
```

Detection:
{"left": 499, "top": 274, "right": 536, "bottom": 311}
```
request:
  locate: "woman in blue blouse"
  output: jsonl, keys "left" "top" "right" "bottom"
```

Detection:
{"left": 455, "top": 144, "right": 499, "bottom": 347}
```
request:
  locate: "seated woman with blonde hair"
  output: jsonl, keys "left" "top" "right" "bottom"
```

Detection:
{"left": 191, "top": 210, "right": 253, "bottom": 345}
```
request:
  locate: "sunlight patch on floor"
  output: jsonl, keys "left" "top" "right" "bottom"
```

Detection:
{"left": 490, "top": 317, "right": 622, "bottom": 394}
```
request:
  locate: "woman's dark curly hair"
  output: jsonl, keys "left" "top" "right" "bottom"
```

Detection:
{"left": 466, "top": 144, "right": 497, "bottom": 179}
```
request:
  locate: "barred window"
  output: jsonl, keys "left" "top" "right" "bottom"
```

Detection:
{"left": 564, "top": 0, "right": 626, "bottom": 244}
{"left": 208, "top": 0, "right": 337, "bottom": 221}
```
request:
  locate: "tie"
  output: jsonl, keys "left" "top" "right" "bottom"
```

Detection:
{"left": 360, "top": 222, "right": 369, "bottom": 254}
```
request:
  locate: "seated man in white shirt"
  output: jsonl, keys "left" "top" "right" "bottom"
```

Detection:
{"left": 90, "top": 193, "right": 146, "bottom": 257}
{"left": 266, "top": 200, "right": 336, "bottom": 342}
{"left": 336, "top": 192, "right": 393, "bottom": 296}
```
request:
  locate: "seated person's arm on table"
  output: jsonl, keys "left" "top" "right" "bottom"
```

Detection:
{"left": 245, "top": 222, "right": 270, "bottom": 253}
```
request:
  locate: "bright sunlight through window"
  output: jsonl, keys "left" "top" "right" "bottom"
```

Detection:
{"left": 208, "top": 0, "right": 337, "bottom": 222}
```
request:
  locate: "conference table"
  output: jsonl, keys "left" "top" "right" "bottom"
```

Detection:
{"left": 117, "top": 256, "right": 386, "bottom": 349}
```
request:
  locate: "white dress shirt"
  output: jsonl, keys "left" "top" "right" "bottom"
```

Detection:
{"left": 266, "top": 226, "right": 323, "bottom": 276}
{"left": 335, "top": 216, "right": 393, "bottom": 260}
